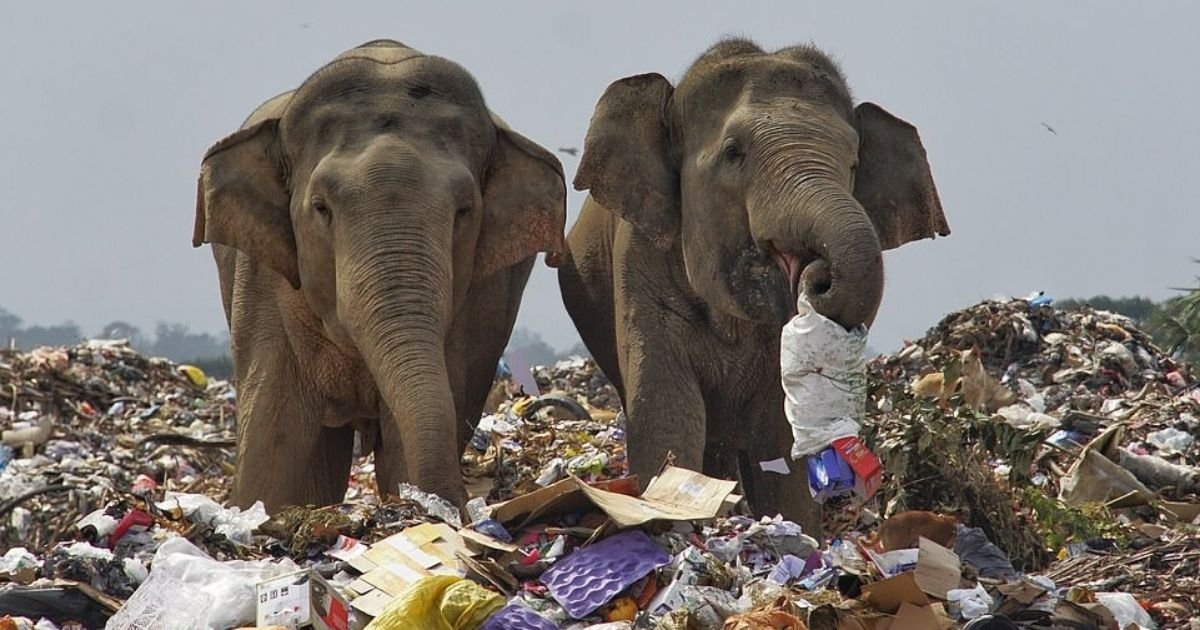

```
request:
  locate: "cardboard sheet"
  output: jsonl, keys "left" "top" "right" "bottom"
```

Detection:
{"left": 346, "top": 521, "right": 473, "bottom": 618}
{"left": 488, "top": 466, "right": 738, "bottom": 530}
{"left": 862, "top": 538, "right": 962, "bottom": 614}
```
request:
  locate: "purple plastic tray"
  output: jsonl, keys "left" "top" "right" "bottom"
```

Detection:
{"left": 479, "top": 604, "right": 558, "bottom": 630}
{"left": 539, "top": 529, "right": 670, "bottom": 619}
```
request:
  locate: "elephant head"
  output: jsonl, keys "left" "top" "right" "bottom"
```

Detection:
{"left": 193, "top": 40, "right": 565, "bottom": 505}
{"left": 575, "top": 39, "right": 948, "bottom": 329}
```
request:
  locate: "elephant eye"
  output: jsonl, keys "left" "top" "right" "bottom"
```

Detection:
{"left": 456, "top": 206, "right": 472, "bottom": 219}
{"left": 312, "top": 198, "right": 332, "bottom": 220}
{"left": 721, "top": 139, "right": 744, "bottom": 164}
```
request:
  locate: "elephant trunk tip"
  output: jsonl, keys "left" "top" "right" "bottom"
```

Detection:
{"left": 769, "top": 243, "right": 882, "bottom": 331}
{"left": 767, "top": 245, "right": 843, "bottom": 322}
{"left": 810, "top": 249, "right": 883, "bottom": 331}
{"left": 800, "top": 258, "right": 834, "bottom": 300}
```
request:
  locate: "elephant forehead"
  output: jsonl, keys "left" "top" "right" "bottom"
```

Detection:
{"left": 675, "top": 57, "right": 854, "bottom": 131}
{"left": 292, "top": 54, "right": 488, "bottom": 115}
{"left": 279, "top": 58, "right": 495, "bottom": 166}
{"left": 333, "top": 40, "right": 424, "bottom": 64}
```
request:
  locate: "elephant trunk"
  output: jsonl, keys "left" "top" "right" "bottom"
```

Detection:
{"left": 340, "top": 217, "right": 465, "bottom": 507}
{"left": 795, "top": 191, "right": 884, "bottom": 330}
{"left": 752, "top": 157, "right": 884, "bottom": 330}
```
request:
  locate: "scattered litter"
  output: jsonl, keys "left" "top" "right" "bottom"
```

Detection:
{"left": 105, "top": 571, "right": 213, "bottom": 630}
{"left": 396, "top": 483, "right": 463, "bottom": 529}
{"left": 3, "top": 297, "right": 1199, "bottom": 628}
{"left": 137, "top": 536, "right": 299, "bottom": 628}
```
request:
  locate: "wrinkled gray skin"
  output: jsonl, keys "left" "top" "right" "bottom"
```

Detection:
{"left": 559, "top": 40, "right": 949, "bottom": 534}
{"left": 195, "top": 40, "right": 566, "bottom": 513}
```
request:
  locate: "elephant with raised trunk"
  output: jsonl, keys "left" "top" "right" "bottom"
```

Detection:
{"left": 559, "top": 39, "right": 949, "bottom": 533}
{"left": 194, "top": 40, "right": 566, "bottom": 512}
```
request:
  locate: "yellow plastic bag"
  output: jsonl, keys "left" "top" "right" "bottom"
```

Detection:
{"left": 178, "top": 365, "right": 208, "bottom": 390}
{"left": 365, "top": 576, "right": 504, "bottom": 630}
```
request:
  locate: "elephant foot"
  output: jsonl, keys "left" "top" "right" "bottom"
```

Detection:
{"left": 375, "top": 452, "right": 468, "bottom": 522}
{"left": 738, "top": 450, "right": 824, "bottom": 539}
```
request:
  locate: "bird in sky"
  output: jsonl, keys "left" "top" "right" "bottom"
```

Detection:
{"left": 557, "top": 147, "right": 578, "bottom": 156}
{"left": 1041, "top": 122, "right": 1058, "bottom": 136}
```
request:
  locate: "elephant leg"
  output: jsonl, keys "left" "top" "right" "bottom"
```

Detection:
{"left": 231, "top": 356, "right": 355, "bottom": 510}
{"left": 744, "top": 411, "right": 823, "bottom": 538}
{"left": 623, "top": 354, "right": 706, "bottom": 487}
{"left": 446, "top": 259, "right": 535, "bottom": 457}
{"left": 373, "top": 409, "right": 409, "bottom": 499}
{"left": 559, "top": 202, "right": 625, "bottom": 404}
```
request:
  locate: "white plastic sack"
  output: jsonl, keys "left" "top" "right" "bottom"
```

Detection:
{"left": 1095, "top": 592, "right": 1156, "bottom": 629}
{"left": 947, "top": 584, "right": 994, "bottom": 620}
{"left": 155, "top": 492, "right": 268, "bottom": 545}
{"left": 142, "top": 536, "right": 299, "bottom": 629}
{"left": 0, "top": 547, "right": 38, "bottom": 574}
{"left": 781, "top": 296, "right": 868, "bottom": 458}
{"left": 396, "top": 483, "right": 462, "bottom": 528}
{"left": 1147, "top": 426, "right": 1194, "bottom": 452}
{"left": 106, "top": 570, "right": 214, "bottom": 630}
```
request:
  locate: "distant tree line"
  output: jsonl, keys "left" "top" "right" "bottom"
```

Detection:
{"left": 1, "top": 307, "right": 234, "bottom": 378}
{"left": 0, "top": 306, "right": 588, "bottom": 381}
{"left": 1059, "top": 262, "right": 1200, "bottom": 366}
{"left": 504, "top": 328, "right": 589, "bottom": 368}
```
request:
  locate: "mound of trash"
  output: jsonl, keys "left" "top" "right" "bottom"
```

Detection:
{"left": 0, "top": 341, "right": 239, "bottom": 552}
{"left": 1, "top": 297, "right": 1198, "bottom": 629}
{"left": 862, "top": 298, "right": 1200, "bottom": 623}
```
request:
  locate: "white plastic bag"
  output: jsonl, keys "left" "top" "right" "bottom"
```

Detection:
{"left": 0, "top": 547, "right": 38, "bottom": 574}
{"left": 1095, "top": 592, "right": 1156, "bottom": 629}
{"left": 155, "top": 492, "right": 269, "bottom": 545}
{"left": 141, "top": 536, "right": 300, "bottom": 629}
{"left": 1147, "top": 426, "right": 1194, "bottom": 452}
{"left": 396, "top": 483, "right": 463, "bottom": 528}
{"left": 947, "top": 584, "right": 994, "bottom": 620}
{"left": 780, "top": 296, "right": 868, "bottom": 458}
{"left": 105, "top": 570, "right": 214, "bottom": 630}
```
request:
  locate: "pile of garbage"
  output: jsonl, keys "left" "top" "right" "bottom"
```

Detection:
{"left": 861, "top": 297, "right": 1200, "bottom": 625}
{"left": 532, "top": 358, "right": 622, "bottom": 412}
{"left": 463, "top": 360, "right": 628, "bottom": 503}
{"left": 2, "top": 296, "right": 1199, "bottom": 629}
{"left": 0, "top": 340, "right": 238, "bottom": 552}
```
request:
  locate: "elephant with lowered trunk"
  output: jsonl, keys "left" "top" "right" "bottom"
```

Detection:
{"left": 559, "top": 39, "right": 949, "bottom": 534}
{"left": 194, "top": 40, "right": 566, "bottom": 512}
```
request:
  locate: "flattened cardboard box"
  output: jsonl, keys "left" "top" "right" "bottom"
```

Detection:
{"left": 311, "top": 572, "right": 353, "bottom": 630}
{"left": 888, "top": 601, "right": 950, "bottom": 630}
{"left": 862, "top": 537, "right": 961, "bottom": 614}
{"left": 256, "top": 569, "right": 312, "bottom": 628}
{"left": 487, "top": 465, "right": 739, "bottom": 530}
{"left": 255, "top": 569, "right": 357, "bottom": 630}
{"left": 346, "top": 522, "right": 475, "bottom": 618}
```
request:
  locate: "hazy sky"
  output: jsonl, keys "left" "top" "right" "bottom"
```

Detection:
{"left": 2, "top": 2, "right": 1198, "bottom": 352}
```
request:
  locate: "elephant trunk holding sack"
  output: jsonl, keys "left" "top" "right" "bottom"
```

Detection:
{"left": 559, "top": 39, "right": 949, "bottom": 534}
{"left": 194, "top": 40, "right": 566, "bottom": 512}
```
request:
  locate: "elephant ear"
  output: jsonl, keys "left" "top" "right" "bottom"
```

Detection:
{"left": 476, "top": 114, "right": 567, "bottom": 279}
{"left": 574, "top": 73, "right": 679, "bottom": 249}
{"left": 193, "top": 119, "right": 300, "bottom": 288}
{"left": 853, "top": 102, "right": 950, "bottom": 250}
